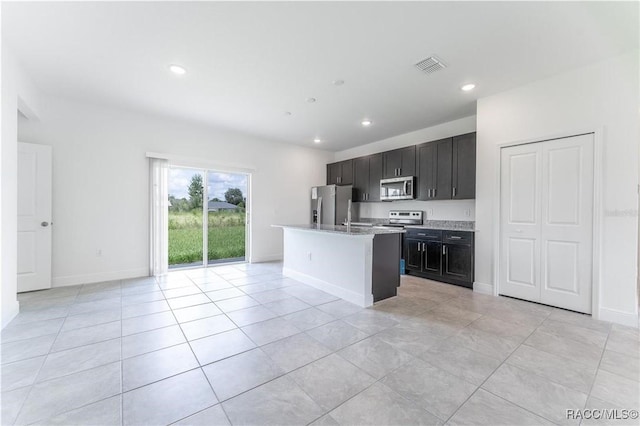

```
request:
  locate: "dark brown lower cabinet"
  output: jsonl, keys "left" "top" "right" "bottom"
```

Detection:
{"left": 404, "top": 229, "right": 474, "bottom": 288}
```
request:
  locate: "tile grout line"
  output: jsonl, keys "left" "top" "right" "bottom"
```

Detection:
{"left": 9, "top": 285, "right": 82, "bottom": 425}
{"left": 162, "top": 273, "right": 231, "bottom": 425}
{"left": 120, "top": 278, "right": 124, "bottom": 426}
{"left": 7, "top": 266, "right": 627, "bottom": 426}
{"left": 9, "top": 281, "right": 116, "bottom": 425}
{"left": 443, "top": 308, "right": 587, "bottom": 426}
{"left": 441, "top": 299, "right": 551, "bottom": 424}
{"left": 301, "top": 292, "right": 465, "bottom": 424}
{"left": 578, "top": 328, "right": 612, "bottom": 426}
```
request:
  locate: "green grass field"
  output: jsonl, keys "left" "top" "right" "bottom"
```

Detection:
{"left": 168, "top": 210, "right": 245, "bottom": 265}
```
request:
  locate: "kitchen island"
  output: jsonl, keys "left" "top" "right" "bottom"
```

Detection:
{"left": 273, "top": 224, "right": 404, "bottom": 307}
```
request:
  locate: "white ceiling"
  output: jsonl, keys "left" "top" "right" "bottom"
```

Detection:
{"left": 3, "top": 1, "right": 638, "bottom": 151}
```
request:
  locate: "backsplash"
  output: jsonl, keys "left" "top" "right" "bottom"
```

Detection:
{"left": 354, "top": 199, "right": 475, "bottom": 221}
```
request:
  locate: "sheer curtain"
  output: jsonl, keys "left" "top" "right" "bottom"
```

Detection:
{"left": 149, "top": 158, "right": 169, "bottom": 276}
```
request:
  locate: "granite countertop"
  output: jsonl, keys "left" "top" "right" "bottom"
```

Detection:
{"left": 272, "top": 224, "right": 406, "bottom": 236}
{"left": 354, "top": 218, "right": 475, "bottom": 232}
{"left": 405, "top": 220, "right": 475, "bottom": 232}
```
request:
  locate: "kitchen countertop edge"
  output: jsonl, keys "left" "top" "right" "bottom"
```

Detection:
{"left": 272, "top": 224, "right": 406, "bottom": 236}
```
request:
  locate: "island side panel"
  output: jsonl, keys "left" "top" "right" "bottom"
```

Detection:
{"left": 372, "top": 233, "right": 401, "bottom": 302}
{"left": 281, "top": 228, "right": 374, "bottom": 307}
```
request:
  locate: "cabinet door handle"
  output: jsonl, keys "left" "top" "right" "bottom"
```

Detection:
{"left": 417, "top": 233, "right": 426, "bottom": 236}
{"left": 453, "top": 187, "right": 457, "bottom": 197}
{"left": 433, "top": 188, "right": 437, "bottom": 197}
{"left": 442, "top": 245, "right": 446, "bottom": 255}
{"left": 422, "top": 243, "right": 426, "bottom": 251}
{"left": 449, "top": 236, "right": 462, "bottom": 240}
{"left": 417, "top": 242, "right": 421, "bottom": 252}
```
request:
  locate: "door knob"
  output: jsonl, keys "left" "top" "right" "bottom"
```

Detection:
{"left": 41, "top": 222, "right": 49, "bottom": 227}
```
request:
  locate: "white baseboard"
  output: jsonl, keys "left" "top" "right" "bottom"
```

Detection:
{"left": 283, "top": 267, "right": 372, "bottom": 308}
{"left": 2, "top": 300, "right": 20, "bottom": 329}
{"left": 250, "top": 253, "right": 283, "bottom": 263}
{"left": 598, "top": 307, "right": 639, "bottom": 328}
{"left": 52, "top": 268, "right": 149, "bottom": 287}
{"left": 473, "top": 281, "right": 494, "bottom": 295}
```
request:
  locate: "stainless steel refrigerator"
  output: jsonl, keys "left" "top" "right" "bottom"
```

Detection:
{"left": 311, "top": 185, "right": 354, "bottom": 225}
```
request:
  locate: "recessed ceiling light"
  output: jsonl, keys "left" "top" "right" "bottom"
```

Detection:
{"left": 313, "top": 138, "right": 322, "bottom": 144}
{"left": 306, "top": 97, "right": 317, "bottom": 103}
{"left": 333, "top": 79, "right": 345, "bottom": 86}
{"left": 461, "top": 83, "right": 476, "bottom": 91}
{"left": 168, "top": 64, "right": 187, "bottom": 75}
{"left": 361, "top": 119, "right": 372, "bottom": 127}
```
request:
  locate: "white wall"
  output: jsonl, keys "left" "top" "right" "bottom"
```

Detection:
{"left": 476, "top": 50, "right": 639, "bottom": 326}
{"left": 18, "top": 96, "right": 332, "bottom": 287}
{"left": 1, "top": 43, "right": 43, "bottom": 327}
{"left": 334, "top": 116, "right": 477, "bottom": 221}
{"left": 282, "top": 228, "right": 374, "bottom": 307}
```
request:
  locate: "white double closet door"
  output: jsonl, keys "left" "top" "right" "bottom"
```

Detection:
{"left": 500, "top": 133, "right": 594, "bottom": 314}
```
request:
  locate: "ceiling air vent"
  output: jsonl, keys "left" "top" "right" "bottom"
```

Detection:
{"left": 415, "top": 56, "right": 447, "bottom": 74}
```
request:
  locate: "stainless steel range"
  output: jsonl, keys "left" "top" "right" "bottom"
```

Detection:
{"left": 381, "top": 211, "right": 423, "bottom": 273}
{"left": 386, "top": 210, "right": 423, "bottom": 227}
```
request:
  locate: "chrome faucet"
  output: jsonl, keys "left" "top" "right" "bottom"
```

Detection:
{"left": 347, "top": 199, "right": 352, "bottom": 232}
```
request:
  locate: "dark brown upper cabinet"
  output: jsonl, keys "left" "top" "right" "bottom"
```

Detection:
{"left": 382, "top": 146, "right": 415, "bottom": 178}
{"left": 353, "top": 153, "right": 383, "bottom": 202}
{"left": 417, "top": 138, "right": 452, "bottom": 200}
{"left": 353, "top": 157, "right": 369, "bottom": 201}
{"left": 325, "top": 132, "right": 475, "bottom": 200}
{"left": 326, "top": 159, "right": 353, "bottom": 185}
{"left": 452, "top": 132, "right": 476, "bottom": 199}
{"left": 368, "top": 153, "right": 383, "bottom": 201}
{"left": 417, "top": 132, "right": 476, "bottom": 201}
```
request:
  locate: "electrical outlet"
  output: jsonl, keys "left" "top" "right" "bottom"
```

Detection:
{"left": 465, "top": 209, "right": 471, "bottom": 217}
{"left": 307, "top": 252, "right": 312, "bottom": 261}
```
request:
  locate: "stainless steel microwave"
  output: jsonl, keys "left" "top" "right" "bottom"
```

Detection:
{"left": 380, "top": 176, "right": 416, "bottom": 201}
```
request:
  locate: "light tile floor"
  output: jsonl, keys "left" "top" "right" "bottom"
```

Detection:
{"left": 1, "top": 262, "right": 639, "bottom": 425}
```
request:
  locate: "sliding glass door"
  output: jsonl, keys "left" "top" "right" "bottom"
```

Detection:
{"left": 168, "top": 166, "right": 248, "bottom": 269}
{"left": 206, "top": 171, "right": 247, "bottom": 264}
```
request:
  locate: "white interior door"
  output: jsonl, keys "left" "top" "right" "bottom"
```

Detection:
{"left": 500, "top": 143, "right": 542, "bottom": 302}
{"left": 540, "top": 135, "right": 593, "bottom": 312}
{"left": 500, "top": 134, "right": 594, "bottom": 314}
{"left": 18, "top": 142, "right": 52, "bottom": 292}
